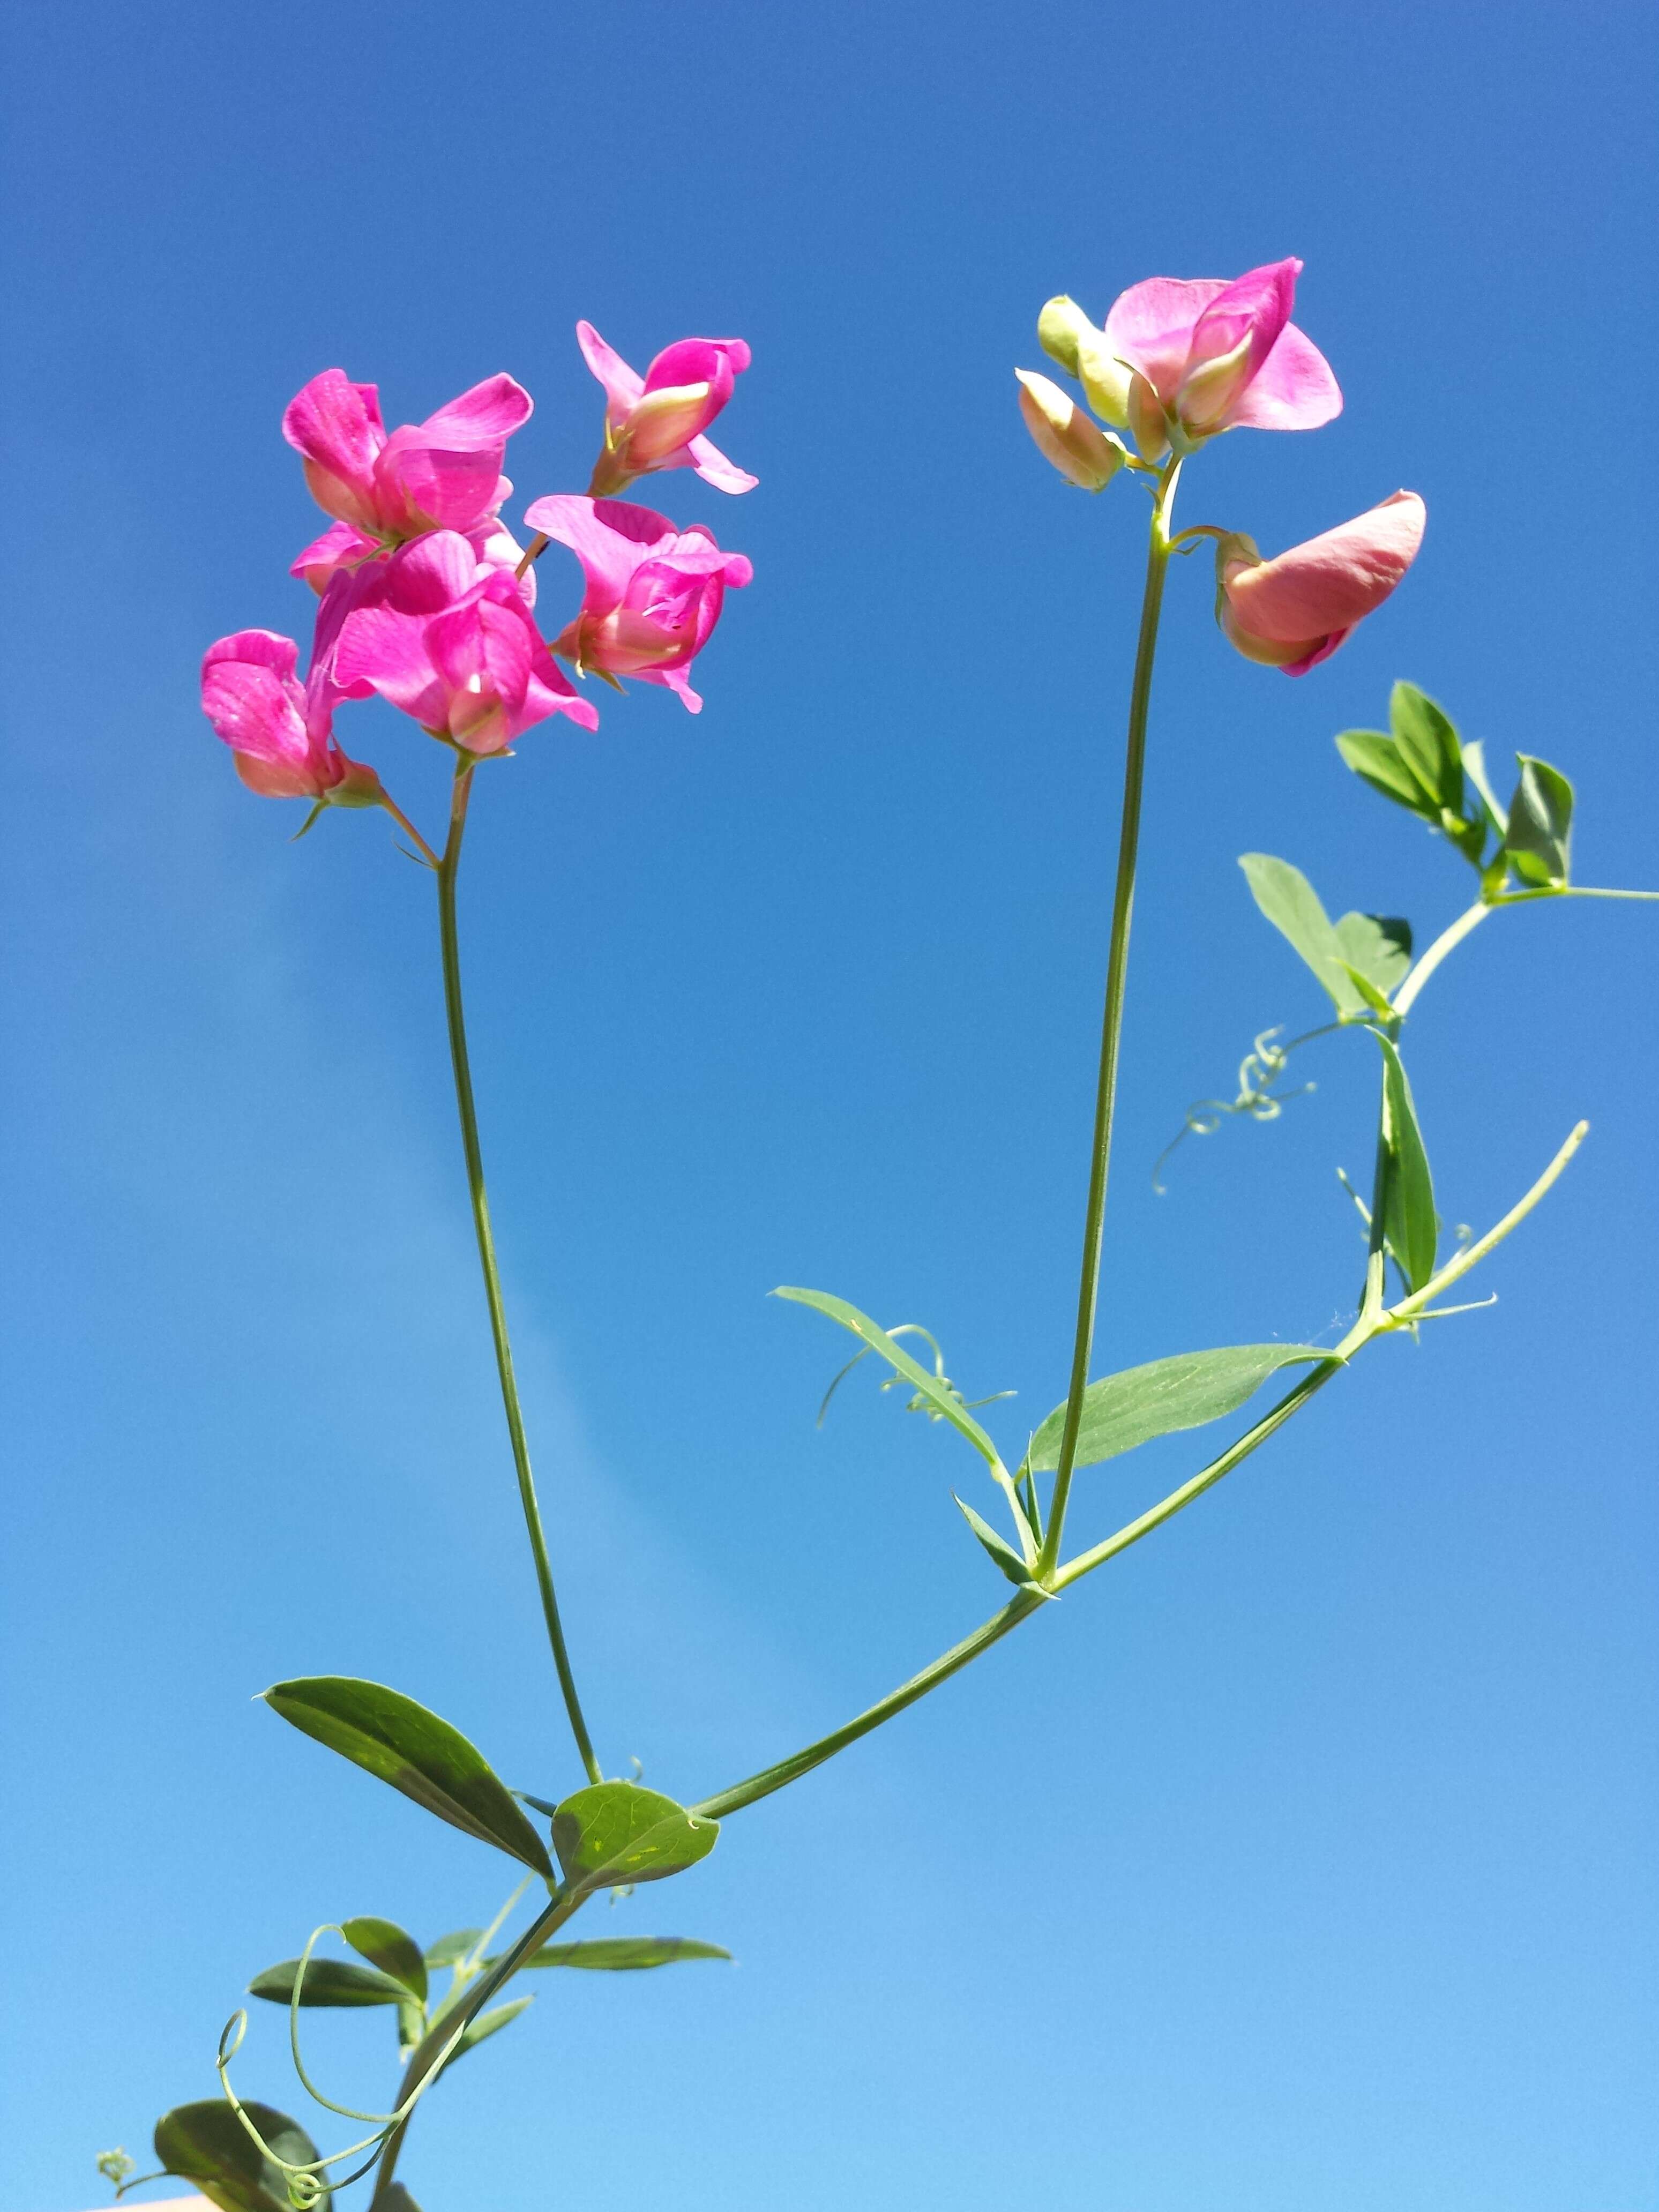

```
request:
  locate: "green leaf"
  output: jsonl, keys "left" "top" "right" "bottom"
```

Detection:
{"left": 423, "top": 1928, "right": 483, "bottom": 1969}
{"left": 154, "top": 2100, "right": 328, "bottom": 2212}
{"left": 1390, "top": 682, "right": 1464, "bottom": 816}
{"left": 1376, "top": 1034, "right": 1438, "bottom": 1292}
{"left": 1333, "top": 910, "right": 1413, "bottom": 997}
{"left": 773, "top": 1286, "right": 1003, "bottom": 1467}
{"left": 1504, "top": 753, "right": 1574, "bottom": 888}
{"left": 447, "top": 1996, "right": 532, "bottom": 2064}
{"left": 1238, "top": 855, "right": 1398, "bottom": 1016}
{"left": 1332, "top": 960, "right": 1394, "bottom": 1018}
{"left": 380, "top": 2191, "right": 422, "bottom": 2212}
{"left": 516, "top": 1936, "right": 732, "bottom": 1971}
{"left": 261, "top": 1679, "right": 554, "bottom": 1879}
{"left": 1460, "top": 739, "right": 1509, "bottom": 837}
{"left": 340, "top": 1917, "right": 427, "bottom": 2002}
{"left": 1335, "top": 729, "right": 1436, "bottom": 816}
{"left": 953, "top": 1494, "right": 1037, "bottom": 1587}
{"left": 1026, "top": 1343, "right": 1328, "bottom": 1474}
{"left": 551, "top": 1781, "right": 720, "bottom": 1890}
{"left": 248, "top": 1957, "right": 410, "bottom": 2008}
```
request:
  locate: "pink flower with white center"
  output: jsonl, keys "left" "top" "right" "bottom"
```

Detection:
{"left": 200, "top": 630, "right": 380, "bottom": 802}
{"left": 331, "top": 530, "right": 597, "bottom": 752}
{"left": 282, "top": 370, "right": 533, "bottom": 557}
{"left": 1216, "top": 491, "right": 1426, "bottom": 676}
{"left": 1050, "top": 260, "right": 1341, "bottom": 460}
{"left": 522, "top": 496, "right": 752, "bottom": 714}
{"left": 576, "top": 323, "right": 756, "bottom": 498}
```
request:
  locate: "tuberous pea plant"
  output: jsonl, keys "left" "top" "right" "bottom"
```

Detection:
{"left": 103, "top": 262, "right": 1654, "bottom": 2210}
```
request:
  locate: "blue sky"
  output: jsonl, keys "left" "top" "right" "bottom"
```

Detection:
{"left": 3, "top": 2, "right": 1655, "bottom": 2207}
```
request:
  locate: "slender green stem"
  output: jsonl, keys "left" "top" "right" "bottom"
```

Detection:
{"left": 438, "top": 764, "right": 602, "bottom": 1787}
{"left": 1040, "top": 457, "right": 1183, "bottom": 1574}
{"left": 370, "top": 1884, "right": 586, "bottom": 2207}
{"left": 691, "top": 1586, "right": 1049, "bottom": 1821}
{"left": 1393, "top": 899, "right": 1489, "bottom": 1017}
{"left": 378, "top": 791, "right": 441, "bottom": 870}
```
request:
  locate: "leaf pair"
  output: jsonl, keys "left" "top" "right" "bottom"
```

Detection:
{"left": 262, "top": 1680, "right": 719, "bottom": 1889}
{"left": 1337, "top": 681, "right": 1573, "bottom": 890}
{"left": 1239, "top": 854, "right": 1411, "bottom": 1016}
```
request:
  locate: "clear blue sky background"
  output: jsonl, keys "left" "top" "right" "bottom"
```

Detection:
{"left": 3, "top": 3, "right": 1655, "bottom": 2207}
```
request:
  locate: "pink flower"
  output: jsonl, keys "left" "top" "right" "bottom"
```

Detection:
{"left": 1216, "top": 490, "right": 1426, "bottom": 675}
{"left": 331, "top": 530, "right": 597, "bottom": 752}
{"left": 282, "top": 370, "right": 532, "bottom": 554}
{"left": 523, "top": 496, "right": 752, "bottom": 714}
{"left": 1097, "top": 259, "right": 1341, "bottom": 455}
{"left": 576, "top": 323, "right": 756, "bottom": 498}
{"left": 200, "top": 630, "right": 380, "bottom": 802}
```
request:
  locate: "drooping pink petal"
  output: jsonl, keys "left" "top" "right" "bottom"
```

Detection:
{"left": 201, "top": 630, "right": 339, "bottom": 796}
{"left": 416, "top": 373, "right": 533, "bottom": 449}
{"left": 684, "top": 430, "right": 760, "bottom": 492}
{"left": 382, "top": 529, "right": 487, "bottom": 615}
{"left": 1225, "top": 491, "right": 1426, "bottom": 642}
{"left": 524, "top": 656, "right": 601, "bottom": 733}
{"left": 1225, "top": 322, "right": 1343, "bottom": 430}
{"left": 332, "top": 602, "right": 448, "bottom": 725}
{"left": 1102, "top": 277, "right": 1228, "bottom": 402}
{"left": 524, "top": 494, "right": 676, "bottom": 616}
{"left": 637, "top": 661, "right": 704, "bottom": 712}
{"left": 290, "top": 519, "right": 383, "bottom": 594}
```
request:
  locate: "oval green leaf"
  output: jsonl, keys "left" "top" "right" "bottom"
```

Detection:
{"left": 341, "top": 1916, "right": 427, "bottom": 2001}
{"left": 248, "top": 1956, "right": 410, "bottom": 2008}
{"left": 1376, "top": 1034, "right": 1438, "bottom": 1292}
{"left": 1504, "top": 753, "right": 1574, "bottom": 888}
{"left": 154, "top": 2099, "right": 328, "bottom": 2212}
{"left": 516, "top": 1935, "right": 732, "bottom": 1970}
{"left": 551, "top": 1781, "right": 720, "bottom": 1889}
{"left": 260, "top": 1679, "right": 554, "bottom": 1878}
{"left": 423, "top": 1927, "right": 483, "bottom": 1969}
{"left": 1390, "top": 682, "right": 1464, "bottom": 816}
{"left": 773, "top": 1287, "right": 1004, "bottom": 1467}
{"left": 953, "top": 1494, "right": 1038, "bottom": 1587}
{"left": 1026, "top": 1343, "right": 1328, "bottom": 1474}
{"left": 1335, "top": 728, "right": 1436, "bottom": 816}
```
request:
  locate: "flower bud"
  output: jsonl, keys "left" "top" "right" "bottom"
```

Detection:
{"left": 1126, "top": 372, "right": 1170, "bottom": 463}
{"left": 330, "top": 756, "right": 385, "bottom": 808}
{"left": 1073, "top": 328, "right": 1134, "bottom": 430}
{"left": 1214, "top": 494, "right": 1426, "bottom": 677}
{"left": 1016, "top": 371, "right": 1126, "bottom": 492}
{"left": 1037, "top": 295, "right": 1092, "bottom": 379}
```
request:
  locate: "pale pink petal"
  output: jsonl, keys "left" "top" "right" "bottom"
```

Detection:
{"left": 1226, "top": 491, "right": 1425, "bottom": 641}
{"left": 416, "top": 373, "right": 533, "bottom": 449}
{"left": 1184, "top": 258, "right": 1299, "bottom": 373}
{"left": 1102, "top": 277, "right": 1228, "bottom": 402}
{"left": 576, "top": 320, "right": 645, "bottom": 416}
{"left": 1226, "top": 321, "right": 1343, "bottom": 430}
{"left": 290, "top": 520, "right": 382, "bottom": 593}
{"left": 624, "top": 381, "right": 724, "bottom": 466}
{"left": 234, "top": 749, "right": 325, "bottom": 798}
{"left": 685, "top": 429, "right": 758, "bottom": 492}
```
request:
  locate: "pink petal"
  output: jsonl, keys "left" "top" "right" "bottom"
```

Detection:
{"left": 576, "top": 320, "right": 645, "bottom": 416}
{"left": 1102, "top": 277, "right": 1229, "bottom": 403}
{"left": 282, "top": 372, "right": 386, "bottom": 527}
{"left": 416, "top": 373, "right": 533, "bottom": 449}
{"left": 290, "top": 519, "right": 382, "bottom": 593}
{"left": 642, "top": 340, "right": 740, "bottom": 401}
{"left": 685, "top": 429, "right": 758, "bottom": 493}
{"left": 234, "top": 749, "right": 326, "bottom": 799}
{"left": 637, "top": 662, "right": 704, "bottom": 712}
{"left": 1278, "top": 629, "right": 1353, "bottom": 676}
{"left": 624, "top": 381, "right": 725, "bottom": 467}
{"left": 1227, "top": 322, "right": 1343, "bottom": 431}
{"left": 376, "top": 429, "right": 504, "bottom": 534}
{"left": 1226, "top": 491, "right": 1426, "bottom": 641}
{"left": 332, "top": 603, "right": 446, "bottom": 724}
{"left": 524, "top": 656, "right": 601, "bottom": 733}
{"left": 1184, "top": 258, "right": 1299, "bottom": 374}
{"left": 523, "top": 494, "right": 673, "bottom": 616}
{"left": 383, "top": 530, "right": 485, "bottom": 614}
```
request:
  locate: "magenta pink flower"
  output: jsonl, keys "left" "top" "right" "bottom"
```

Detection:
{"left": 200, "top": 630, "right": 380, "bottom": 802}
{"left": 331, "top": 530, "right": 597, "bottom": 752}
{"left": 1101, "top": 259, "right": 1341, "bottom": 453}
{"left": 577, "top": 323, "right": 756, "bottom": 498}
{"left": 282, "top": 371, "right": 532, "bottom": 558}
{"left": 1216, "top": 490, "right": 1426, "bottom": 675}
{"left": 523, "top": 496, "right": 752, "bottom": 714}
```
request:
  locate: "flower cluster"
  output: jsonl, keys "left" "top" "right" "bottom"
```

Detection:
{"left": 1018, "top": 258, "right": 1424, "bottom": 674}
{"left": 201, "top": 326, "right": 755, "bottom": 814}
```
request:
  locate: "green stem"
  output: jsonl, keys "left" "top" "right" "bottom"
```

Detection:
{"left": 1393, "top": 899, "right": 1489, "bottom": 1017}
{"left": 438, "top": 764, "right": 602, "bottom": 1787}
{"left": 1040, "top": 457, "right": 1183, "bottom": 1574}
{"left": 370, "top": 1884, "right": 586, "bottom": 2208}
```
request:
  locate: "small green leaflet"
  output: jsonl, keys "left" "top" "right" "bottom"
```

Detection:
{"left": 953, "top": 1494, "right": 1038, "bottom": 1587}
{"left": 1026, "top": 1343, "right": 1328, "bottom": 1474}
{"left": 1374, "top": 1033, "right": 1438, "bottom": 1291}
{"left": 774, "top": 1286, "right": 1004, "bottom": 1467}
{"left": 517, "top": 1936, "right": 732, "bottom": 1970}
{"left": 341, "top": 1915, "right": 428, "bottom": 2001}
{"left": 260, "top": 1678, "right": 554, "bottom": 1879}
{"left": 551, "top": 1781, "right": 720, "bottom": 1889}
{"left": 1504, "top": 753, "right": 1574, "bottom": 888}
{"left": 1335, "top": 727, "right": 1430, "bottom": 814}
{"left": 154, "top": 2100, "right": 330, "bottom": 2212}
{"left": 1389, "top": 681, "right": 1464, "bottom": 817}
{"left": 424, "top": 1928, "right": 483, "bottom": 1968}
{"left": 248, "top": 1956, "right": 410, "bottom": 2008}
{"left": 440, "top": 1996, "right": 532, "bottom": 2072}
{"left": 1239, "top": 855, "right": 1411, "bottom": 1013}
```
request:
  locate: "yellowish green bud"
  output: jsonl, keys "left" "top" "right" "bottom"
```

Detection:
{"left": 1037, "top": 295, "right": 1092, "bottom": 380}
{"left": 1015, "top": 371, "right": 1126, "bottom": 492}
